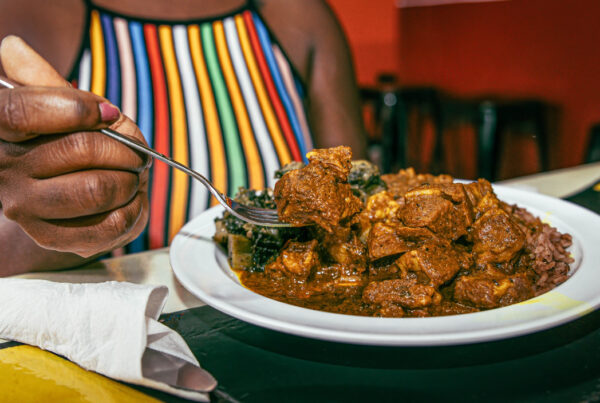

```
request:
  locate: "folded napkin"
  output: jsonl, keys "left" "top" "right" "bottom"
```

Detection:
{"left": 0, "top": 278, "right": 214, "bottom": 401}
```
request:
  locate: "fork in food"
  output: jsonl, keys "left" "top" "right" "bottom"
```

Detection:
{"left": 0, "top": 76, "right": 291, "bottom": 228}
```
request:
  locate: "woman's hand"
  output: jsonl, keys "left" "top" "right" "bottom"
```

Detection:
{"left": 0, "top": 36, "right": 150, "bottom": 257}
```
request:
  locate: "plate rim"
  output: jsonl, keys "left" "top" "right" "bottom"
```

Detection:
{"left": 170, "top": 185, "right": 600, "bottom": 346}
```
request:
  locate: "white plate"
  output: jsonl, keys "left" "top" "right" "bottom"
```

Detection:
{"left": 170, "top": 185, "right": 600, "bottom": 346}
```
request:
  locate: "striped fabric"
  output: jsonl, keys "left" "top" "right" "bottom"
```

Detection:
{"left": 73, "top": 5, "right": 313, "bottom": 252}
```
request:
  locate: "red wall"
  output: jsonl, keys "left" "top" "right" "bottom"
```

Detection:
{"left": 328, "top": 0, "right": 600, "bottom": 174}
{"left": 399, "top": 0, "right": 600, "bottom": 170}
{"left": 327, "top": 0, "right": 399, "bottom": 86}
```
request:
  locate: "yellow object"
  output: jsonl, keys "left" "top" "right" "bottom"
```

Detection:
{"left": 519, "top": 291, "right": 592, "bottom": 315}
{"left": 0, "top": 345, "right": 160, "bottom": 402}
{"left": 593, "top": 182, "right": 600, "bottom": 192}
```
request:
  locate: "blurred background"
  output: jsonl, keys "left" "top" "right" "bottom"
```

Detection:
{"left": 327, "top": 0, "right": 600, "bottom": 180}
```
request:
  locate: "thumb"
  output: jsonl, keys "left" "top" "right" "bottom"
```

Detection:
{"left": 0, "top": 35, "right": 69, "bottom": 88}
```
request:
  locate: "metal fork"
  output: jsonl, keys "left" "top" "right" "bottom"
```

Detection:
{"left": 0, "top": 76, "right": 290, "bottom": 227}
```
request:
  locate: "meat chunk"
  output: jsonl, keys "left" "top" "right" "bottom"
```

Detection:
{"left": 305, "top": 146, "right": 353, "bottom": 180}
{"left": 362, "top": 278, "right": 441, "bottom": 309}
{"left": 471, "top": 208, "right": 525, "bottom": 265}
{"left": 363, "top": 191, "right": 402, "bottom": 222}
{"left": 463, "top": 179, "right": 505, "bottom": 218}
{"left": 399, "top": 184, "right": 472, "bottom": 240}
{"left": 381, "top": 167, "right": 453, "bottom": 199}
{"left": 265, "top": 239, "right": 320, "bottom": 280}
{"left": 319, "top": 226, "right": 367, "bottom": 270}
{"left": 368, "top": 261, "right": 401, "bottom": 281}
{"left": 368, "top": 223, "right": 438, "bottom": 260}
{"left": 463, "top": 179, "right": 495, "bottom": 206}
{"left": 400, "top": 187, "right": 451, "bottom": 226}
{"left": 395, "top": 243, "right": 461, "bottom": 287}
{"left": 453, "top": 269, "right": 534, "bottom": 309}
{"left": 274, "top": 146, "right": 362, "bottom": 231}
{"left": 309, "top": 264, "right": 366, "bottom": 295}
{"left": 375, "top": 302, "right": 405, "bottom": 317}
{"left": 325, "top": 233, "right": 367, "bottom": 269}
{"left": 474, "top": 193, "right": 502, "bottom": 218}
{"left": 355, "top": 190, "right": 403, "bottom": 244}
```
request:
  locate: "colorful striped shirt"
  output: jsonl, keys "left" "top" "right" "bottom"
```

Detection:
{"left": 70, "top": 1, "right": 314, "bottom": 252}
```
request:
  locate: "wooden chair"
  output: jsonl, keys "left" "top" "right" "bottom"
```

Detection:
{"left": 360, "top": 74, "right": 442, "bottom": 174}
{"left": 360, "top": 74, "right": 407, "bottom": 173}
{"left": 437, "top": 95, "right": 554, "bottom": 181}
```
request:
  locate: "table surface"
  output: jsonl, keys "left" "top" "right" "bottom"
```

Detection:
{"left": 3, "top": 162, "right": 600, "bottom": 402}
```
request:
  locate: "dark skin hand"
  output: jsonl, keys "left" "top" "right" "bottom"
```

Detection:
{"left": 0, "top": 0, "right": 367, "bottom": 275}
{"left": 0, "top": 36, "right": 151, "bottom": 275}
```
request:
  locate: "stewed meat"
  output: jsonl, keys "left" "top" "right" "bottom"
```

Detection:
{"left": 216, "top": 147, "right": 573, "bottom": 317}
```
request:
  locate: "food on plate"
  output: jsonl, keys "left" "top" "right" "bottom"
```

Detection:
{"left": 214, "top": 146, "right": 573, "bottom": 317}
{"left": 273, "top": 147, "right": 362, "bottom": 231}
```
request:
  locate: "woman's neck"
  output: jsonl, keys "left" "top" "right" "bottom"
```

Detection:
{"left": 90, "top": 0, "right": 248, "bottom": 20}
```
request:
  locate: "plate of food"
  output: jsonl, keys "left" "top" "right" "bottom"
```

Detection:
{"left": 170, "top": 147, "right": 600, "bottom": 346}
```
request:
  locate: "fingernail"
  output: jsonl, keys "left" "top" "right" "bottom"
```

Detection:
{"left": 99, "top": 102, "right": 120, "bottom": 122}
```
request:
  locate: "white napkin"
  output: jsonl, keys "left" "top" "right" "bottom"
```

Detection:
{"left": 0, "top": 278, "right": 213, "bottom": 401}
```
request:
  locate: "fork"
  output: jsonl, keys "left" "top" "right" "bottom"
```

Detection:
{"left": 0, "top": 76, "right": 290, "bottom": 227}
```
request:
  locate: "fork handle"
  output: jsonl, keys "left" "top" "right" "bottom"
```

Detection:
{"left": 0, "top": 76, "right": 227, "bottom": 206}
{"left": 99, "top": 128, "right": 227, "bottom": 204}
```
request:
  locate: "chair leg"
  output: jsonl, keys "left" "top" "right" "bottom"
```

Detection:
{"left": 534, "top": 105, "right": 550, "bottom": 172}
{"left": 380, "top": 90, "right": 398, "bottom": 173}
{"left": 395, "top": 96, "right": 408, "bottom": 170}
{"left": 477, "top": 101, "right": 498, "bottom": 181}
{"left": 430, "top": 97, "right": 444, "bottom": 175}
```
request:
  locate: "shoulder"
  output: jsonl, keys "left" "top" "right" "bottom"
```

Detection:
{"left": 253, "top": 0, "right": 343, "bottom": 81}
{"left": 256, "top": 0, "right": 341, "bottom": 42}
{"left": 256, "top": 0, "right": 334, "bottom": 19}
